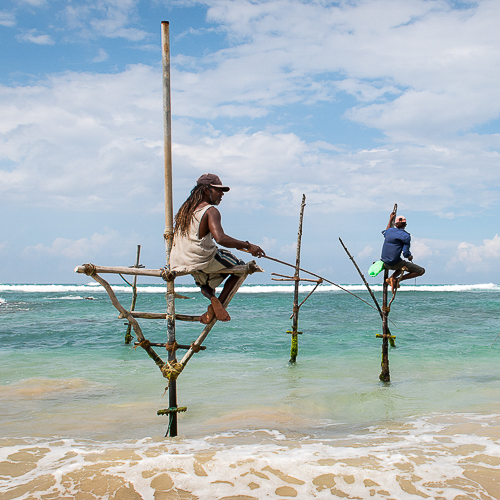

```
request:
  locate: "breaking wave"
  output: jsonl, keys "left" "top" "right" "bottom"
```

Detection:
{"left": 0, "top": 283, "right": 499, "bottom": 294}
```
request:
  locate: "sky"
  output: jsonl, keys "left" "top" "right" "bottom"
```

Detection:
{"left": 1, "top": 0, "right": 500, "bottom": 285}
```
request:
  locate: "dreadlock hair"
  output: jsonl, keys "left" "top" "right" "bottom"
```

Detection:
{"left": 174, "top": 184, "right": 209, "bottom": 236}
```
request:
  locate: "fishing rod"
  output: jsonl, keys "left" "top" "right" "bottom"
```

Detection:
{"left": 242, "top": 250, "right": 379, "bottom": 314}
{"left": 339, "top": 237, "right": 383, "bottom": 318}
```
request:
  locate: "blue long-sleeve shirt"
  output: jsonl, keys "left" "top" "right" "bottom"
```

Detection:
{"left": 381, "top": 227, "right": 412, "bottom": 266}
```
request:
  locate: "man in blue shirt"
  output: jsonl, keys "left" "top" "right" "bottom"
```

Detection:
{"left": 381, "top": 212, "right": 425, "bottom": 292}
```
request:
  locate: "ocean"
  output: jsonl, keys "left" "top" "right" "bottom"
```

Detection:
{"left": 1, "top": 282, "right": 500, "bottom": 499}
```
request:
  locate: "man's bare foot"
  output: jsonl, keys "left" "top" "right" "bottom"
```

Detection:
{"left": 386, "top": 277, "right": 400, "bottom": 293}
{"left": 200, "top": 304, "right": 215, "bottom": 324}
{"left": 210, "top": 296, "right": 231, "bottom": 322}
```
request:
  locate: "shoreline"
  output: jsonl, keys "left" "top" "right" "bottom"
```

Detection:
{"left": 2, "top": 411, "right": 500, "bottom": 499}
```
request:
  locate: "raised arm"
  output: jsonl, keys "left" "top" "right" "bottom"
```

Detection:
{"left": 206, "top": 207, "right": 265, "bottom": 258}
{"left": 386, "top": 211, "right": 396, "bottom": 230}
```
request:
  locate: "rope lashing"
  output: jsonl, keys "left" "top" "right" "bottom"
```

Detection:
{"left": 82, "top": 263, "right": 97, "bottom": 277}
{"left": 165, "top": 341, "right": 178, "bottom": 352}
{"left": 161, "top": 268, "right": 175, "bottom": 282}
{"left": 190, "top": 342, "right": 202, "bottom": 353}
{"left": 382, "top": 306, "right": 391, "bottom": 313}
{"left": 161, "top": 359, "right": 184, "bottom": 381}
{"left": 134, "top": 339, "right": 151, "bottom": 350}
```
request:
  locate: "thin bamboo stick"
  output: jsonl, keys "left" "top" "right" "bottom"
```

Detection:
{"left": 289, "top": 279, "right": 322, "bottom": 319}
{"left": 339, "top": 238, "right": 383, "bottom": 318}
{"left": 125, "top": 245, "right": 141, "bottom": 344}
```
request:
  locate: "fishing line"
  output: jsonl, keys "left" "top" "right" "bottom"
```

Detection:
{"left": 244, "top": 251, "right": 379, "bottom": 314}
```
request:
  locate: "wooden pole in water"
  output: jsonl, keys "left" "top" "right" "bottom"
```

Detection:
{"left": 162, "top": 20, "right": 178, "bottom": 437}
{"left": 290, "top": 194, "right": 306, "bottom": 363}
{"left": 379, "top": 203, "right": 396, "bottom": 382}
{"left": 125, "top": 245, "right": 141, "bottom": 344}
{"left": 380, "top": 268, "right": 390, "bottom": 382}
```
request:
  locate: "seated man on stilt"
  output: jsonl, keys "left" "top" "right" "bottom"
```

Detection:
{"left": 381, "top": 211, "right": 425, "bottom": 293}
{"left": 170, "top": 173, "right": 265, "bottom": 324}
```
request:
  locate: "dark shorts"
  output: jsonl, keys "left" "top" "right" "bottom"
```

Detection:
{"left": 386, "top": 259, "right": 425, "bottom": 275}
{"left": 192, "top": 249, "right": 245, "bottom": 289}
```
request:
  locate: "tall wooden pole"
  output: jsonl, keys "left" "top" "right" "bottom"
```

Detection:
{"left": 162, "top": 21, "right": 178, "bottom": 437}
{"left": 290, "top": 194, "right": 306, "bottom": 363}
{"left": 379, "top": 203, "right": 396, "bottom": 383}
{"left": 380, "top": 268, "right": 390, "bottom": 382}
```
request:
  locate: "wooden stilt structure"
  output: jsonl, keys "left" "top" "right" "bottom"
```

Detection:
{"left": 270, "top": 195, "right": 322, "bottom": 362}
{"left": 339, "top": 209, "right": 400, "bottom": 383}
{"left": 74, "top": 21, "right": 263, "bottom": 438}
{"left": 124, "top": 245, "right": 141, "bottom": 344}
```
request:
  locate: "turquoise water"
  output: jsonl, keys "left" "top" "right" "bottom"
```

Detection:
{"left": 1, "top": 283, "right": 500, "bottom": 499}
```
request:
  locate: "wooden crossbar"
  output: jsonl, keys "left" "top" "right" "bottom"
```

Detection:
{"left": 74, "top": 262, "right": 262, "bottom": 278}
{"left": 127, "top": 311, "right": 201, "bottom": 322}
{"left": 134, "top": 342, "right": 207, "bottom": 350}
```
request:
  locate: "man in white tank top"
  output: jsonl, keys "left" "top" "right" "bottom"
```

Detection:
{"left": 170, "top": 174, "right": 265, "bottom": 324}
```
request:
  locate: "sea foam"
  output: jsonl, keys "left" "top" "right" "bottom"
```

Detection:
{"left": 1, "top": 413, "right": 500, "bottom": 500}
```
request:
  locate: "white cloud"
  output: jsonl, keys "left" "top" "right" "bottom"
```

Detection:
{"left": 0, "top": 11, "right": 16, "bottom": 27}
{"left": 18, "top": 0, "right": 47, "bottom": 5}
{"left": 0, "top": 65, "right": 164, "bottom": 212}
{"left": 358, "top": 245, "right": 374, "bottom": 259}
{"left": 410, "top": 238, "right": 435, "bottom": 260}
{"left": 168, "top": 0, "right": 500, "bottom": 144}
{"left": 1, "top": 61, "right": 499, "bottom": 219}
{"left": 92, "top": 48, "right": 109, "bottom": 62}
{"left": 279, "top": 241, "right": 297, "bottom": 257}
{"left": 16, "top": 30, "right": 54, "bottom": 45}
{"left": 22, "top": 230, "right": 128, "bottom": 261}
{"left": 449, "top": 234, "right": 500, "bottom": 272}
{"left": 260, "top": 236, "right": 277, "bottom": 251}
{"left": 2, "top": 0, "right": 500, "bottom": 222}
{"left": 64, "top": 0, "right": 149, "bottom": 41}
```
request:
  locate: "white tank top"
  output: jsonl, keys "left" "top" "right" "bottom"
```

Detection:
{"left": 169, "top": 205, "right": 217, "bottom": 272}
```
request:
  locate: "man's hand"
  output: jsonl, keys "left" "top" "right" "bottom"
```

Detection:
{"left": 408, "top": 255, "right": 413, "bottom": 262}
{"left": 247, "top": 243, "right": 265, "bottom": 258}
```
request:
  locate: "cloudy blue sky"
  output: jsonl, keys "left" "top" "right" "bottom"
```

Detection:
{"left": 1, "top": 0, "right": 500, "bottom": 284}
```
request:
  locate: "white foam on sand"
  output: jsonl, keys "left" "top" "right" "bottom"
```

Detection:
{"left": 1, "top": 413, "right": 500, "bottom": 500}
